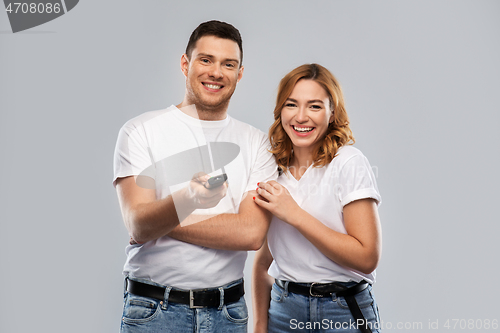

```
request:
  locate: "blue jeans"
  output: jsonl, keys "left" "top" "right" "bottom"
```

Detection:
{"left": 268, "top": 281, "right": 381, "bottom": 333}
{"left": 120, "top": 278, "right": 248, "bottom": 333}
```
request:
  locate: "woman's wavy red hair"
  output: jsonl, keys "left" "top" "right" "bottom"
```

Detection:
{"left": 269, "top": 64, "right": 354, "bottom": 173}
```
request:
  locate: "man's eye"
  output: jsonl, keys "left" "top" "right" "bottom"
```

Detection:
{"left": 226, "top": 63, "right": 235, "bottom": 68}
{"left": 201, "top": 59, "right": 210, "bottom": 63}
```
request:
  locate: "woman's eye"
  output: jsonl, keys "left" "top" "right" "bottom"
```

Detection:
{"left": 284, "top": 103, "right": 296, "bottom": 108}
{"left": 311, "top": 105, "right": 322, "bottom": 110}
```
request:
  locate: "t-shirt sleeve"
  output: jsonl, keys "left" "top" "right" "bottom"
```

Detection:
{"left": 244, "top": 133, "right": 279, "bottom": 193}
{"left": 113, "top": 122, "right": 155, "bottom": 187}
{"left": 337, "top": 153, "right": 381, "bottom": 208}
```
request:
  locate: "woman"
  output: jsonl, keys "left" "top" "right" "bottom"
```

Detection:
{"left": 252, "top": 64, "right": 382, "bottom": 333}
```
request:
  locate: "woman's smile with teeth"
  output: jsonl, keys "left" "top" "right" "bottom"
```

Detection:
{"left": 293, "top": 125, "right": 314, "bottom": 133}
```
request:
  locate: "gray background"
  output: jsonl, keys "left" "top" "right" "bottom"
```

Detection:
{"left": 1, "top": 0, "right": 499, "bottom": 332}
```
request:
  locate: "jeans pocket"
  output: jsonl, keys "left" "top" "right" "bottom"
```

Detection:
{"left": 223, "top": 297, "right": 249, "bottom": 324}
{"left": 270, "top": 283, "right": 284, "bottom": 303}
{"left": 121, "top": 293, "right": 162, "bottom": 324}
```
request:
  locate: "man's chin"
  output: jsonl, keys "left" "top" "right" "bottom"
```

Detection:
{"left": 196, "top": 98, "right": 231, "bottom": 112}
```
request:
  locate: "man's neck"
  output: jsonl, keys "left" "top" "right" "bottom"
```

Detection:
{"left": 176, "top": 102, "right": 228, "bottom": 121}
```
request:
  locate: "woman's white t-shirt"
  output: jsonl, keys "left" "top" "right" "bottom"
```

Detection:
{"left": 267, "top": 145, "right": 381, "bottom": 284}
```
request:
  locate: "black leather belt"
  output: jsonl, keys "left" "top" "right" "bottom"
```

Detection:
{"left": 276, "top": 279, "right": 368, "bottom": 298}
{"left": 126, "top": 278, "right": 244, "bottom": 308}
{"left": 276, "top": 279, "right": 373, "bottom": 333}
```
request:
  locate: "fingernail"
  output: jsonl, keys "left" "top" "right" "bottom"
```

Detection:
{"left": 256, "top": 187, "right": 259, "bottom": 191}
{"left": 257, "top": 183, "right": 260, "bottom": 186}
{"left": 253, "top": 197, "right": 255, "bottom": 200}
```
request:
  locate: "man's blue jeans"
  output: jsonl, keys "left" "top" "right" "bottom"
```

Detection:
{"left": 120, "top": 278, "right": 248, "bottom": 333}
{"left": 268, "top": 281, "right": 381, "bottom": 333}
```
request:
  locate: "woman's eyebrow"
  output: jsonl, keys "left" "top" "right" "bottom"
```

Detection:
{"left": 307, "top": 99, "right": 325, "bottom": 104}
{"left": 286, "top": 98, "right": 325, "bottom": 104}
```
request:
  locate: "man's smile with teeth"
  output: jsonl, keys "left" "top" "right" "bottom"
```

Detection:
{"left": 293, "top": 125, "right": 314, "bottom": 133}
{"left": 203, "top": 83, "right": 223, "bottom": 89}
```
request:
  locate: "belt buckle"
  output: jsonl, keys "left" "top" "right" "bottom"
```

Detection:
{"left": 309, "top": 283, "right": 324, "bottom": 297}
{"left": 189, "top": 290, "right": 204, "bottom": 309}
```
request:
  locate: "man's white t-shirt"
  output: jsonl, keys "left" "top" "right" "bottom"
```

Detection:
{"left": 113, "top": 105, "right": 278, "bottom": 289}
{"left": 267, "top": 146, "right": 381, "bottom": 284}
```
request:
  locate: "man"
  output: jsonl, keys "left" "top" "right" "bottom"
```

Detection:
{"left": 113, "top": 20, "right": 277, "bottom": 332}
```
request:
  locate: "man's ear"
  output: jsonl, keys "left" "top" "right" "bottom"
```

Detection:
{"left": 180, "top": 54, "right": 189, "bottom": 77}
{"left": 237, "top": 65, "right": 244, "bottom": 83}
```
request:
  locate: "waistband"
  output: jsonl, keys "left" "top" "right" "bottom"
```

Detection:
{"left": 275, "top": 279, "right": 369, "bottom": 298}
{"left": 126, "top": 277, "right": 244, "bottom": 308}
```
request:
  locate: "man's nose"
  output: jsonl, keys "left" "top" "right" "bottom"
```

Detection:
{"left": 209, "top": 64, "right": 223, "bottom": 79}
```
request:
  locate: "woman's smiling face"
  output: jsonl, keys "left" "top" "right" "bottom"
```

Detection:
{"left": 281, "top": 79, "right": 333, "bottom": 154}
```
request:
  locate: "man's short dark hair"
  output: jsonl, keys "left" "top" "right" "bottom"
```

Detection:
{"left": 186, "top": 20, "right": 243, "bottom": 65}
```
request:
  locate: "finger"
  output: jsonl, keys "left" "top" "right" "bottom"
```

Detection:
{"left": 253, "top": 195, "right": 271, "bottom": 210}
{"left": 256, "top": 192, "right": 269, "bottom": 203}
{"left": 256, "top": 186, "right": 274, "bottom": 201}
{"left": 212, "top": 184, "right": 228, "bottom": 198}
{"left": 192, "top": 172, "right": 210, "bottom": 183}
{"left": 203, "top": 182, "right": 228, "bottom": 198}
{"left": 189, "top": 179, "right": 209, "bottom": 196}
{"left": 267, "top": 180, "right": 282, "bottom": 190}
{"left": 200, "top": 184, "right": 227, "bottom": 205}
{"left": 259, "top": 181, "right": 281, "bottom": 196}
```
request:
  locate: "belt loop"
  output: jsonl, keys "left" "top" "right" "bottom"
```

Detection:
{"left": 162, "top": 286, "right": 172, "bottom": 310}
{"left": 123, "top": 277, "right": 128, "bottom": 295}
{"left": 218, "top": 287, "right": 224, "bottom": 310}
{"left": 283, "top": 281, "right": 289, "bottom": 297}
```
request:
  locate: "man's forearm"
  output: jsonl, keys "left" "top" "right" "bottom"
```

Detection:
{"left": 120, "top": 174, "right": 230, "bottom": 244}
{"left": 127, "top": 194, "right": 186, "bottom": 244}
{"left": 168, "top": 193, "right": 271, "bottom": 251}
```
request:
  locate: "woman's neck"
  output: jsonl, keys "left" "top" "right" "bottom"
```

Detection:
{"left": 289, "top": 148, "right": 314, "bottom": 180}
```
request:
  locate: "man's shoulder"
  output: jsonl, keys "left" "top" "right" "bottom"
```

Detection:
{"left": 121, "top": 105, "right": 177, "bottom": 130}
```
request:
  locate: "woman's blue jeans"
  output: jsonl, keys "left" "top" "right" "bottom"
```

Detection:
{"left": 120, "top": 278, "right": 248, "bottom": 333}
{"left": 268, "top": 281, "right": 381, "bottom": 333}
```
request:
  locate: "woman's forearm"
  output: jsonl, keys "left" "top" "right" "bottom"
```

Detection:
{"left": 252, "top": 242, "right": 274, "bottom": 333}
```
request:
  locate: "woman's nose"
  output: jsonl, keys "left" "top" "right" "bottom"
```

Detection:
{"left": 295, "top": 107, "right": 308, "bottom": 123}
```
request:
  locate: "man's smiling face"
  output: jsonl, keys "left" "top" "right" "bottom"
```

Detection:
{"left": 181, "top": 35, "right": 244, "bottom": 114}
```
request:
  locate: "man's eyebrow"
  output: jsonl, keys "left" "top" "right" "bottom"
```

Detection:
{"left": 196, "top": 53, "right": 239, "bottom": 64}
{"left": 196, "top": 53, "right": 214, "bottom": 59}
{"left": 225, "top": 58, "right": 240, "bottom": 64}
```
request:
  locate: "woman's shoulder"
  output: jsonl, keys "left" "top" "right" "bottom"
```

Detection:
{"left": 323, "top": 145, "right": 373, "bottom": 178}
{"left": 332, "top": 145, "right": 366, "bottom": 165}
